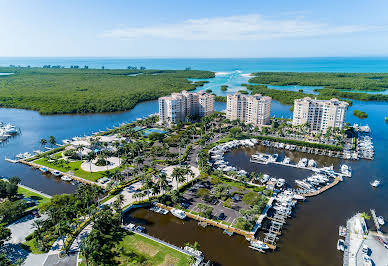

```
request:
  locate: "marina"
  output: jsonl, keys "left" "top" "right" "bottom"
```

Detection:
{"left": 0, "top": 122, "right": 19, "bottom": 144}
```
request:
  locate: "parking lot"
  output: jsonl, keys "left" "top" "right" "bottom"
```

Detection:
{"left": 181, "top": 179, "right": 251, "bottom": 225}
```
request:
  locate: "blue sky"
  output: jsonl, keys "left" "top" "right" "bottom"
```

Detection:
{"left": 1, "top": 0, "right": 388, "bottom": 57}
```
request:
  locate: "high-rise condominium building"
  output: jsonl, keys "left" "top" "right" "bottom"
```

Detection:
{"left": 158, "top": 90, "right": 214, "bottom": 124}
{"left": 226, "top": 93, "right": 272, "bottom": 126}
{"left": 292, "top": 97, "right": 349, "bottom": 132}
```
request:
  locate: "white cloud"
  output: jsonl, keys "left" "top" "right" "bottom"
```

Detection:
{"left": 100, "top": 14, "right": 384, "bottom": 41}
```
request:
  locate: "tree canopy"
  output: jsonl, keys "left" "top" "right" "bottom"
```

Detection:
{"left": 0, "top": 67, "right": 214, "bottom": 114}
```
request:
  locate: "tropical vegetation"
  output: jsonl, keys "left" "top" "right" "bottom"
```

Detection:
{"left": 353, "top": 110, "right": 368, "bottom": 119}
{"left": 249, "top": 72, "right": 388, "bottom": 91}
{"left": 0, "top": 67, "right": 214, "bottom": 114}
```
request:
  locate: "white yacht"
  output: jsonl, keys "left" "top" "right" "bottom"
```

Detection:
{"left": 370, "top": 180, "right": 381, "bottom": 187}
{"left": 337, "top": 239, "right": 345, "bottom": 251}
{"left": 377, "top": 216, "right": 385, "bottom": 225}
{"left": 261, "top": 174, "right": 270, "bottom": 183}
{"left": 362, "top": 254, "right": 372, "bottom": 266}
{"left": 293, "top": 194, "right": 305, "bottom": 201}
{"left": 61, "top": 175, "right": 72, "bottom": 181}
{"left": 295, "top": 180, "right": 313, "bottom": 189}
{"left": 276, "top": 178, "right": 286, "bottom": 188}
{"left": 341, "top": 164, "right": 352, "bottom": 177}
{"left": 250, "top": 240, "right": 269, "bottom": 250}
{"left": 171, "top": 208, "right": 186, "bottom": 219}
{"left": 282, "top": 157, "right": 291, "bottom": 164}
{"left": 297, "top": 158, "right": 308, "bottom": 167}
{"left": 308, "top": 159, "right": 317, "bottom": 168}
{"left": 52, "top": 170, "right": 62, "bottom": 176}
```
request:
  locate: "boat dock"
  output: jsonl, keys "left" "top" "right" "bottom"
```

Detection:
{"left": 370, "top": 209, "right": 381, "bottom": 232}
{"left": 302, "top": 177, "right": 341, "bottom": 197}
{"left": 5, "top": 157, "right": 19, "bottom": 163}
{"left": 155, "top": 203, "right": 276, "bottom": 250}
{"left": 250, "top": 157, "right": 349, "bottom": 178}
{"left": 19, "top": 160, "right": 104, "bottom": 187}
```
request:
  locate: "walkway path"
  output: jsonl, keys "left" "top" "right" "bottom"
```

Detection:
{"left": 4, "top": 214, "right": 49, "bottom": 266}
{"left": 20, "top": 160, "right": 104, "bottom": 187}
{"left": 80, "top": 157, "right": 121, "bottom": 172}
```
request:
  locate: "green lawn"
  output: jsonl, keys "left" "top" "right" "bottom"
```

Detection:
{"left": 21, "top": 239, "right": 46, "bottom": 254}
{"left": 17, "top": 186, "right": 50, "bottom": 208}
{"left": 33, "top": 154, "right": 125, "bottom": 182}
{"left": 115, "top": 232, "right": 192, "bottom": 266}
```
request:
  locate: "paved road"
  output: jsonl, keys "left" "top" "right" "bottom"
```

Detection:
{"left": 4, "top": 214, "right": 49, "bottom": 266}
{"left": 43, "top": 254, "right": 77, "bottom": 266}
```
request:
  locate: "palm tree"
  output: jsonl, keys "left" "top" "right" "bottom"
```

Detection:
{"left": 113, "top": 141, "right": 121, "bottom": 164}
{"left": 361, "top": 212, "right": 371, "bottom": 220}
{"left": 40, "top": 138, "right": 47, "bottom": 149}
{"left": 172, "top": 167, "right": 186, "bottom": 190}
{"left": 158, "top": 173, "right": 169, "bottom": 194}
{"left": 80, "top": 238, "right": 90, "bottom": 266}
{"left": 143, "top": 176, "right": 153, "bottom": 199}
{"left": 32, "top": 219, "right": 45, "bottom": 250}
{"left": 86, "top": 152, "right": 96, "bottom": 173}
{"left": 151, "top": 184, "right": 160, "bottom": 197}
{"left": 76, "top": 144, "right": 85, "bottom": 160}
{"left": 49, "top": 136, "right": 56, "bottom": 148}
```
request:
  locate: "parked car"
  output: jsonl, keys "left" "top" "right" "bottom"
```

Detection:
{"left": 377, "top": 237, "right": 388, "bottom": 249}
{"left": 210, "top": 198, "right": 219, "bottom": 205}
{"left": 218, "top": 212, "right": 226, "bottom": 220}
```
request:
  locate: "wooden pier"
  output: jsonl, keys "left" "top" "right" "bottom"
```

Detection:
{"left": 370, "top": 209, "right": 381, "bottom": 232}
{"left": 302, "top": 177, "right": 341, "bottom": 197}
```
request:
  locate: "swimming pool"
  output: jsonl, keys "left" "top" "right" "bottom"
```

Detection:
{"left": 142, "top": 128, "right": 167, "bottom": 136}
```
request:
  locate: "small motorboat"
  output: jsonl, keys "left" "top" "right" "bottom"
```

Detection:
{"left": 39, "top": 167, "right": 48, "bottom": 173}
{"left": 362, "top": 254, "right": 372, "bottom": 266}
{"left": 377, "top": 216, "right": 385, "bottom": 225}
{"left": 293, "top": 194, "right": 305, "bottom": 201}
{"left": 250, "top": 240, "right": 270, "bottom": 250}
{"left": 171, "top": 208, "right": 186, "bottom": 219}
{"left": 370, "top": 180, "right": 381, "bottom": 187}
{"left": 337, "top": 239, "right": 345, "bottom": 251}
{"left": 61, "top": 175, "right": 72, "bottom": 181}
{"left": 52, "top": 170, "right": 61, "bottom": 176}
{"left": 362, "top": 244, "right": 369, "bottom": 254}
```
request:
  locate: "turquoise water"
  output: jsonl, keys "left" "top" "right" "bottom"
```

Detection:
{"left": 2, "top": 57, "right": 388, "bottom": 72}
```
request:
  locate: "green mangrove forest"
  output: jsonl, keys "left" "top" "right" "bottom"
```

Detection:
{"left": 249, "top": 72, "right": 388, "bottom": 91}
{"left": 353, "top": 110, "right": 368, "bottom": 119}
{"left": 0, "top": 67, "right": 214, "bottom": 114}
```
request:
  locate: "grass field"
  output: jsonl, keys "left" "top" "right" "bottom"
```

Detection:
{"left": 114, "top": 232, "right": 192, "bottom": 266}
{"left": 32, "top": 152, "right": 127, "bottom": 182}
{"left": 21, "top": 239, "right": 46, "bottom": 254}
{"left": 17, "top": 186, "right": 50, "bottom": 208}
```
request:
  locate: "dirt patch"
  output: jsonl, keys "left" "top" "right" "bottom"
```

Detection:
{"left": 133, "top": 241, "right": 160, "bottom": 257}
{"left": 160, "top": 254, "right": 179, "bottom": 266}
